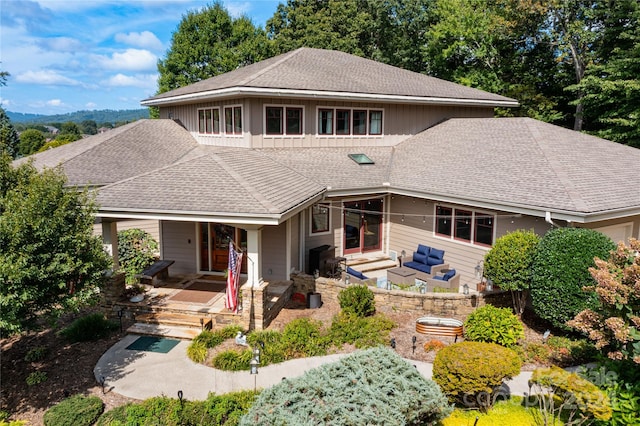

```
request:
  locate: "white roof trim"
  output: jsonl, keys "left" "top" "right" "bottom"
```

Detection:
{"left": 141, "top": 86, "right": 519, "bottom": 108}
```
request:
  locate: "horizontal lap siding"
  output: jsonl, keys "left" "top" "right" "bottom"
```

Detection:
{"left": 262, "top": 223, "right": 287, "bottom": 281}
{"left": 160, "top": 221, "right": 196, "bottom": 275}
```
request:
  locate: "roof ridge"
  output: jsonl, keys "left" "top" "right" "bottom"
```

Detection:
{"left": 210, "top": 151, "right": 281, "bottom": 213}
{"left": 236, "top": 48, "right": 305, "bottom": 86}
{"left": 524, "top": 118, "right": 590, "bottom": 212}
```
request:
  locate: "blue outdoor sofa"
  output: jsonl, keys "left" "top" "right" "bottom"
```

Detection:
{"left": 403, "top": 244, "right": 449, "bottom": 280}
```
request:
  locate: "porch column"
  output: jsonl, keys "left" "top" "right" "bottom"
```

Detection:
{"left": 101, "top": 220, "right": 119, "bottom": 270}
{"left": 245, "top": 226, "right": 263, "bottom": 288}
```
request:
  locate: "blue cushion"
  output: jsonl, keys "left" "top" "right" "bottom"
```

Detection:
{"left": 433, "top": 275, "right": 446, "bottom": 281}
{"left": 443, "top": 269, "right": 456, "bottom": 280}
{"left": 412, "top": 252, "right": 427, "bottom": 264}
{"left": 404, "top": 261, "right": 432, "bottom": 274}
{"left": 426, "top": 255, "right": 443, "bottom": 266}
{"left": 347, "top": 266, "right": 367, "bottom": 280}
{"left": 417, "top": 244, "right": 431, "bottom": 256}
{"left": 430, "top": 248, "right": 445, "bottom": 260}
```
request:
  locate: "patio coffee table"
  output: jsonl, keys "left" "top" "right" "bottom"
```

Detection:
{"left": 387, "top": 267, "right": 417, "bottom": 285}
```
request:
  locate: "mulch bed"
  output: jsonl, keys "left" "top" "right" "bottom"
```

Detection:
{"left": 167, "top": 280, "right": 226, "bottom": 304}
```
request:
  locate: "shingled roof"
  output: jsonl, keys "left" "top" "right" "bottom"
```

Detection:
{"left": 16, "top": 120, "right": 198, "bottom": 186}
{"left": 142, "top": 48, "right": 517, "bottom": 108}
{"left": 83, "top": 117, "right": 640, "bottom": 223}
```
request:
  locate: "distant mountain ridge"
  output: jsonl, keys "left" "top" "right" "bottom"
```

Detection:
{"left": 7, "top": 109, "right": 150, "bottom": 124}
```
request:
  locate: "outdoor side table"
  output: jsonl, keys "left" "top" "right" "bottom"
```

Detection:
{"left": 386, "top": 267, "right": 417, "bottom": 285}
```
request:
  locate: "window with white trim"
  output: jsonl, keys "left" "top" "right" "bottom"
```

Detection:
{"left": 317, "top": 107, "right": 383, "bottom": 136}
{"left": 265, "top": 106, "right": 303, "bottom": 135}
{"left": 198, "top": 108, "right": 220, "bottom": 134}
{"left": 435, "top": 205, "right": 495, "bottom": 246}
{"left": 311, "top": 203, "right": 330, "bottom": 234}
{"left": 224, "top": 106, "right": 243, "bottom": 135}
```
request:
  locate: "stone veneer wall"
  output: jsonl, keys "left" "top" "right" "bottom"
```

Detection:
{"left": 240, "top": 280, "right": 294, "bottom": 331}
{"left": 101, "top": 272, "right": 126, "bottom": 318}
{"left": 295, "top": 275, "right": 510, "bottom": 319}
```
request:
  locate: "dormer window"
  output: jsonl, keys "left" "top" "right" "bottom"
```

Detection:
{"left": 317, "top": 107, "right": 383, "bottom": 136}
{"left": 265, "top": 106, "right": 303, "bottom": 135}
{"left": 224, "top": 106, "right": 243, "bottom": 135}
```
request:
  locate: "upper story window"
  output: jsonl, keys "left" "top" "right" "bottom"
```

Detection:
{"left": 198, "top": 108, "right": 220, "bottom": 134}
{"left": 311, "top": 203, "right": 330, "bottom": 234}
{"left": 265, "top": 106, "right": 303, "bottom": 136}
{"left": 317, "top": 107, "right": 383, "bottom": 136}
{"left": 435, "top": 205, "right": 495, "bottom": 246}
{"left": 224, "top": 106, "right": 243, "bottom": 135}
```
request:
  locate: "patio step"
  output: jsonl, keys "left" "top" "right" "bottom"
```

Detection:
{"left": 127, "top": 322, "right": 202, "bottom": 340}
{"left": 134, "top": 311, "right": 212, "bottom": 330}
{"left": 348, "top": 258, "right": 398, "bottom": 273}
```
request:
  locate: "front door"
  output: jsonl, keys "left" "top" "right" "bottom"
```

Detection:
{"left": 343, "top": 198, "right": 383, "bottom": 255}
{"left": 199, "top": 223, "right": 247, "bottom": 272}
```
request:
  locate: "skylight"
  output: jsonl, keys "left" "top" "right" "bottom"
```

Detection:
{"left": 348, "top": 153, "right": 374, "bottom": 165}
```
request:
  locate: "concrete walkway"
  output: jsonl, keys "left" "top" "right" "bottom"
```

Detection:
{"left": 94, "top": 334, "right": 534, "bottom": 402}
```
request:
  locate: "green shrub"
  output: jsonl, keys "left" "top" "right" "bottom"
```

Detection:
{"left": 433, "top": 341, "right": 522, "bottom": 411}
{"left": 328, "top": 312, "right": 395, "bottom": 349}
{"left": 531, "top": 227, "right": 615, "bottom": 330}
{"left": 338, "top": 284, "right": 375, "bottom": 317}
{"left": 240, "top": 347, "right": 452, "bottom": 425}
{"left": 442, "top": 396, "right": 562, "bottom": 426}
{"left": 280, "top": 317, "right": 328, "bottom": 358}
{"left": 546, "top": 335, "right": 598, "bottom": 366}
{"left": 212, "top": 349, "right": 253, "bottom": 371}
{"left": 59, "top": 313, "right": 118, "bottom": 342}
{"left": 24, "top": 346, "right": 47, "bottom": 362}
{"left": 464, "top": 305, "right": 524, "bottom": 347}
{"left": 43, "top": 395, "right": 104, "bottom": 426}
{"left": 117, "top": 228, "right": 159, "bottom": 284}
{"left": 0, "top": 421, "right": 28, "bottom": 426}
{"left": 483, "top": 230, "right": 540, "bottom": 314}
{"left": 218, "top": 324, "right": 244, "bottom": 339}
{"left": 246, "top": 330, "right": 285, "bottom": 365}
{"left": 530, "top": 366, "right": 612, "bottom": 423}
{"left": 187, "top": 339, "right": 208, "bottom": 363}
{"left": 97, "top": 392, "right": 257, "bottom": 426}
{"left": 25, "top": 371, "right": 47, "bottom": 386}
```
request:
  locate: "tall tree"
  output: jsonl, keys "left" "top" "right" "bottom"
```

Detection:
{"left": 0, "top": 107, "right": 19, "bottom": 159}
{"left": 571, "top": 0, "right": 640, "bottom": 147}
{"left": 0, "top": 154, "right": 111, "bottom": 334}
{"left": 0, "top": 64, "right": 8, "bottom": 86}
{"left": 18, "top": 128, "right": 46, "bottom": 156}
{"left": 157, "top": 2, "right": 271, "bottom": 94}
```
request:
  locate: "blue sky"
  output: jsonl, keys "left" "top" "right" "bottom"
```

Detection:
{"left": 0, "top": 0, "right": 281, "bottom": 114}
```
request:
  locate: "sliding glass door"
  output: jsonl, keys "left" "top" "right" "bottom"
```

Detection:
{"left": 343, "top": 198, "right": 383, "bottom": 255}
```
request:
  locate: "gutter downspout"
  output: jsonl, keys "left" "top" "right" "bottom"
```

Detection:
{"left": 545, "top": 211, "right": 558, "bottom": 228}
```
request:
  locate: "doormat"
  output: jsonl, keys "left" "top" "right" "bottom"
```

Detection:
{"left": 126, "top": 336, "right": 180, "bottom": 353}
{"left": 168, "top": 281, "right": 226, "bottom": 304}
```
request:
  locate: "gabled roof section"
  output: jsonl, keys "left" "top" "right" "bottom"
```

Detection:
{"left": 15, "top": 120, "right": 199, "bottom": 186}
{"left": 142, "top": 48, "right": 518, "bottom": 108}
{"left": 388, "top": 117, "right": 640, "bottom": 217}
{"left": 96, "top": 149, "right": 326, "bottom": 222}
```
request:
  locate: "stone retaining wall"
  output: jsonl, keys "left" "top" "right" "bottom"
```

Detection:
{"left": 293, "top": 274, "right": 510, "bottom": 319}
{"left": 241, "top": 280, "right": 294, "bottom": 331}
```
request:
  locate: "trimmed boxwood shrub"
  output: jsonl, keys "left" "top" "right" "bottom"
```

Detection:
{"left": 483, "top": 230, "right": 540, "bottom": 314}
{"left": 240, "top": 346, "right": 452, "bottom": 425}
{"left": 530, "top": 227, "right": 615, "bottom": 330}
{"left": 117, "top": 228, "right": 158, "bottom": 284}
{"left": 338, "top": 284, "right": 375, "bottom": 317}
{"left": 433, "top": 341, "right": 522, "bottom": 411}
{"left": 43, "top": 395, "right": 103, "bottom": 426}
{"left": 463, "top": 305, "right": 524, "bottom": 347}
{"left": 59, "top": 313, "right": 118, "bottom": 342}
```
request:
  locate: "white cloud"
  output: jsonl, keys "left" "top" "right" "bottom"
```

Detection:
{"left": 104, "top": 73, "right": 157, "bottom": 89}
{"left": 85, "top": 102, "right": 98, "bottom": 109}
{"left": 98, "top": 49, "right": 157, "bottom": 71}
{"left": 16, "top": 70, "right": 83, "bottom": 86}
{"left": 115, "top": 31, "right": 163, "bottom": 51}
{"left": 224, "top": 1, "right": 251, "bottom": 18}
{"left": 0, "top": 98, "right": 10, "bottom": 107}
{"left": 47, "top": 99, "right": 62, "bottom": 107}
{"left": 39, "top": 37, "right": 84, "bottom": 52}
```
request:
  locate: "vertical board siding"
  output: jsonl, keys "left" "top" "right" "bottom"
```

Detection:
{"left": 262, "top": 222, "right": 287, "bottom": 281}
{"left": 161, "top": 99, "right": 494, "bottom": 149}
{"left": 160, "top": 221, "right": 196, "bottom": 275}
{"left": 289, "top": 215, "right": 301, "bottom": 274}
{"left": 93, "top": 219, "right": 160, "bottom": 243}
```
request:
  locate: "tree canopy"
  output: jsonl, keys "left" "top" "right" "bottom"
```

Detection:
{"left": 0, "top": 107, "right": 20, "bottom": 159}
{"left": 0, "top": 154, "right": 111, "bottom": 334}
{"left": 18, "top": 128, "right": 46, "bottom": 156}
{"left": 157, "top": 1, "right": 271, "bottom": 94}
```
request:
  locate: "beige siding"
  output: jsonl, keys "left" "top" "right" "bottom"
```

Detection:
{"left": 583, "top": 216, "right": 640, "bottom": 244}
{"left": 261, "top": 223, "right": 288, "bottom": 281}
{"left": 303, "top": 201, "right": 340, "bottom": 273}
{"left": 93, "top": 219, "right": 160, "bottom": 243}
{"left": 160, "top": 221, "right": 197, "bottom": 275}
{"left": 160, "top": 98, "right": 493, "bottom": 149}
{"left": 289, "top": 215, "right": 301, "bottom": 275}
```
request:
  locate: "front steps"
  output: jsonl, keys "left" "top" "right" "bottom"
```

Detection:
{"left": 127, "top": 311, "right": 213, "bottom": 339}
